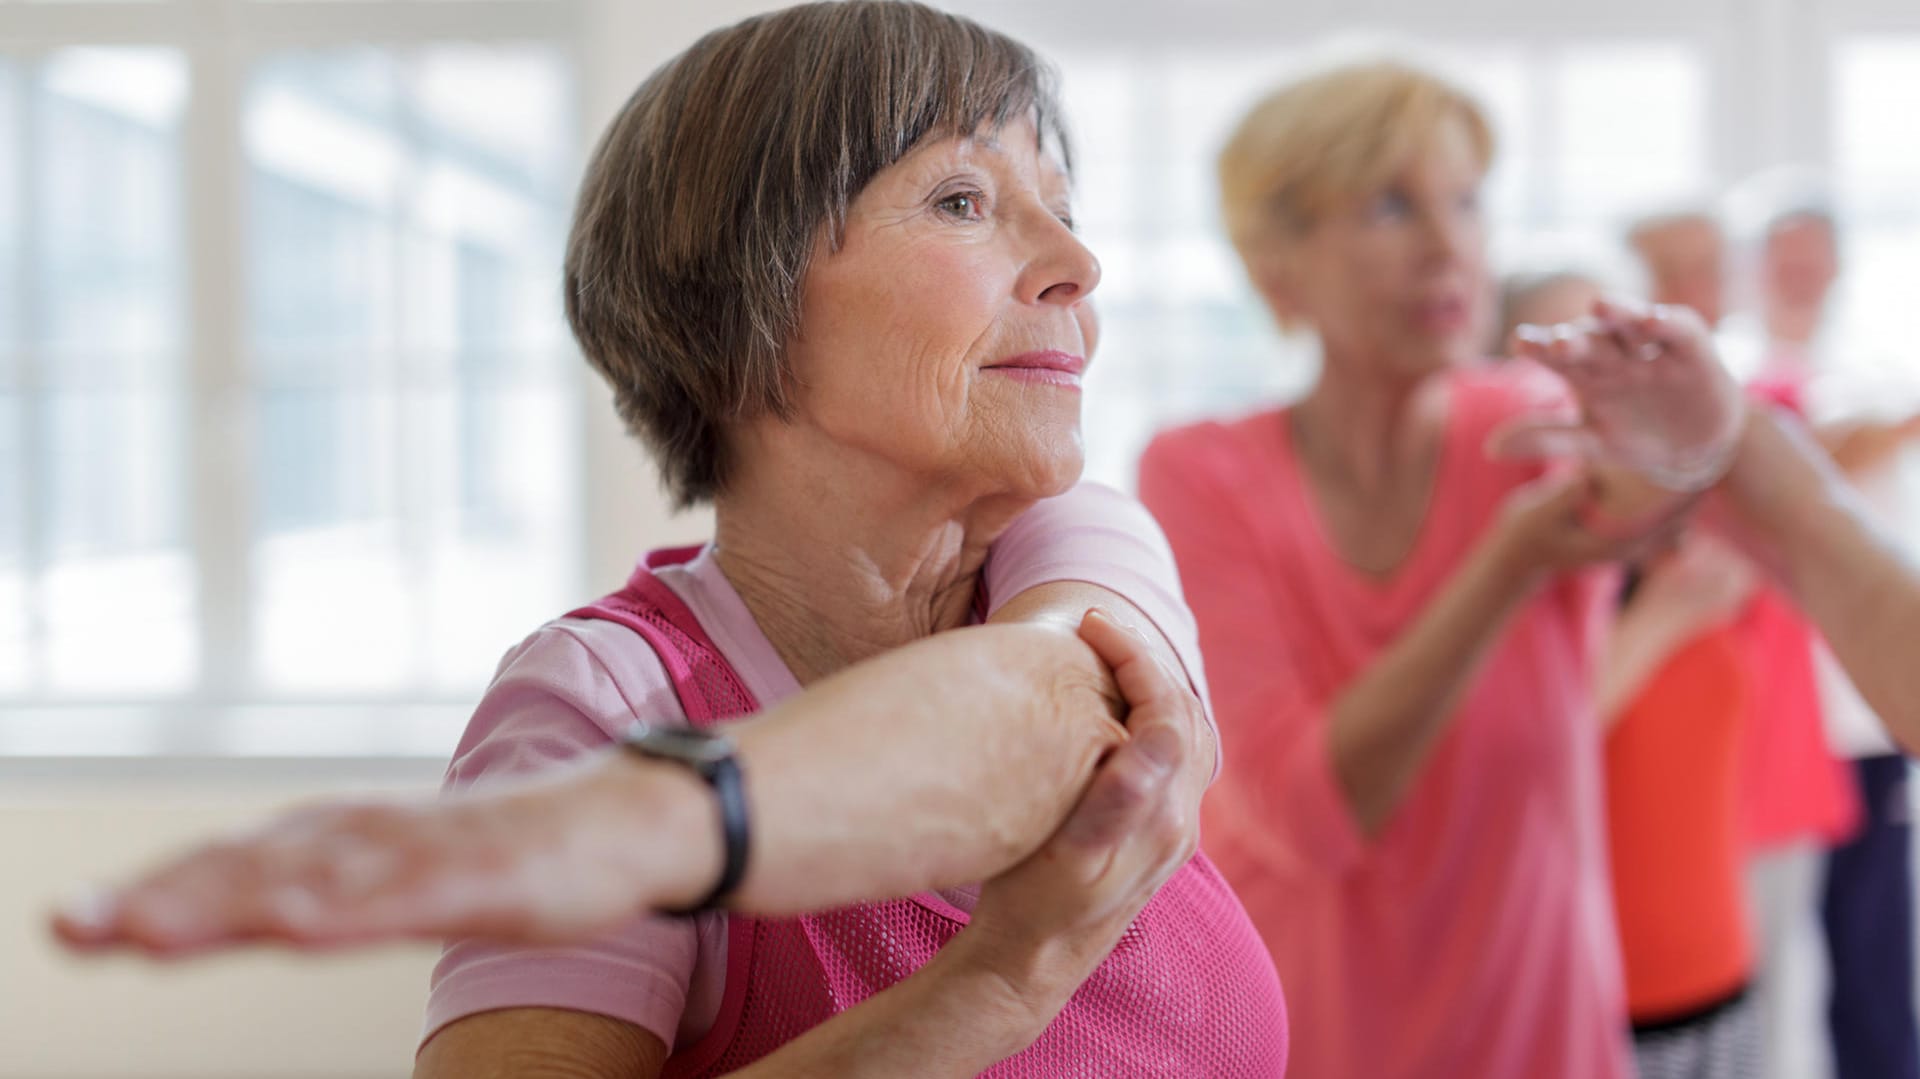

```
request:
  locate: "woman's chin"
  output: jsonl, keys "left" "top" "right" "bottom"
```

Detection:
{"left": 1002, "top": 442, "right": 1086, "bottom": 501}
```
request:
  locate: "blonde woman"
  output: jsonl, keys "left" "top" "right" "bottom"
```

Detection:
{"left": 1138, "top": 61, "right": 1706, "bottom": 1078}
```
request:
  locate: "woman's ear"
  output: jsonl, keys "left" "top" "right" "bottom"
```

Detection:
{"left": 1245, "top": 247, "right": 1305, "bottom": 329}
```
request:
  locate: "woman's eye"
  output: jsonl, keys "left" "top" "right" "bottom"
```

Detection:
{"left": 1367, "top": 191, "right": 1413, "bottom": 221}
{"left": 937, "top": 191, "right": 984, "bottom": 219}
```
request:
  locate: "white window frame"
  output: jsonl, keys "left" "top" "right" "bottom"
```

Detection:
{"left": 8, "top": 0, "right": 1918, "bottom": 760}
{"left": 1, "top": 0, "right": 598, "bottom": 758}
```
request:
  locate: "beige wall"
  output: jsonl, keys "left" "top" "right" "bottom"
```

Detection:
{"left": 2, "top": 769, "right": 444, "bottom": 1079}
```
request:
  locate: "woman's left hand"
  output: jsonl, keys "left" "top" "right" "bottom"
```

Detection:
{"left": 49, "top": 752, "right": 710, "bottom": 956}
{"left": 958, "top": 609, "right": 1203, "bottom": 1027}
{"left": 1497, "top": 296, "right": 1746, "bottom": 492}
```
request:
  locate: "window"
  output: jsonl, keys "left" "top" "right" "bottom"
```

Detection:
{"left": 244, "top": 46, "right": 577, "bottom": 696}
{"left": 2, "top": 3, "right": 583, "bottom": 754}
{"left": 3, "top": 48, "right": 195, "bottom": 698}
{"left": 1831, "top": 35, "right": 1920, "bottom": 394}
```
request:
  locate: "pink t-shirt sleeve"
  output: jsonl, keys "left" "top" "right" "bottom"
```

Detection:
{"left": 1137, "top": 430, "right": 1368, "bottom": 878}
{"left": 984, "top": 481, "right": 1218, "bottom": 744}
{"left": 420, "top": 621, "right": 714, "bottom": 1055}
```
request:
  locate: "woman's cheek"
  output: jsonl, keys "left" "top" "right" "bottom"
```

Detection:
{"left": 1078, "top": 302, "right": 1099, "bottom": 359}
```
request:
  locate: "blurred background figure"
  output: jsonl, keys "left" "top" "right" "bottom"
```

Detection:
{"left": 1629, "top": 211, "right": 1730, "bottom": 330}
{"left": 1599, "top": 531, "right": 1765, "bottom": 1079}
{"left": 1140, "top": 58, "right": 1672, "bottom": 1079}
{"left": 1733, "top": 169, "right": 1920, "bottom": 1079}
{"left": 1503, "top": 229, "right": 1767, "bottom": 1079}
{"left": 1627, "top": 204, "right": 1864, "bottom": 1079}
{"left": 1495, "top": 267, "right": 1605, "bottom": 350}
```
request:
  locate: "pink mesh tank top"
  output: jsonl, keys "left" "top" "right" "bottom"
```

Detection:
{"left": 570, "top": 547, "right": 1290, "bottom": 1077}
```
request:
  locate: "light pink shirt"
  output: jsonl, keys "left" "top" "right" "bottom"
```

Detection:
{"left": 1139, "top": 364, "right": 1631, "bottom": 1079}
{"left": 421, "top": 482, "right": 1214, "bottom": 1053}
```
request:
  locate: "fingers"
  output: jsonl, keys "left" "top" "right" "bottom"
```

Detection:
{"left": 1514, "top": 297, "right": 1707, "bottom": 373}
{"left": 50, "top": 803, "right": 463, "bottom": 957}
{"left": 1510, "top": 320, "right": 1600, "bottom": 373}
{"left": 1053, "top": 718, "right": 1182, "bottom": 851}
{"left": 1076, "top": 608, "right": 1184, "bottom": 718}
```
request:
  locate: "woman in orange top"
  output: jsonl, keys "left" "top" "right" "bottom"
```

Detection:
{"left": 1600, "top": 533, "right": 1763, "bottom": 1078}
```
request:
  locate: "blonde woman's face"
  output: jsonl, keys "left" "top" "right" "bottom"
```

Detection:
{"left": 1279, "top": 116, "right": 1491, "bottom": 379}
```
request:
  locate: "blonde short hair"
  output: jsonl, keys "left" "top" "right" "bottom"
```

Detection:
{"left": 1218, "top": 59, "right": 1494, "bottom": 266}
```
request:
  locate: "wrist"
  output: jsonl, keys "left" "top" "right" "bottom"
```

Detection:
{"left": 581, "top": 750, "right": 727, "bottom": 913}
{"left": 932, "top": 926, "right": 1068, "bottom": 1054}
{"left": 1478, "top": 526, "right": 1549, "bottom": 603}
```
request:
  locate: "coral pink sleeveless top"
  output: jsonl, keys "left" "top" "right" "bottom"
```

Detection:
{"left": 568, "top": 547, "right": 1290, "bottom": 1078}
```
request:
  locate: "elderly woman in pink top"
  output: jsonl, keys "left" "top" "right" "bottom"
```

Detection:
{"left": 49, "top": 4, "right": 1289, "bottom": 1076}
{"left": 1138, "top": 61, "right": 1734, "bottom": 1078}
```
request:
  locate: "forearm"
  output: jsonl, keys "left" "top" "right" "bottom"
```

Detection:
{"left": 1720, "top": 409, "right": 1920, "bottom": 742}
{"left": 1327, "top": 536, "right": 1534, "bottom": 835}
{"left": 726, "top": 930, "right": 1047, "bottom": 1078}
{"left": 620, "top": 622, "right": 1127, "bottom": 915}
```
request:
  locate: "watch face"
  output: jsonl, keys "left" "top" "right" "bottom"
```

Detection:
{"left": 628, "top": 723, "right": 735, "bottom": 766}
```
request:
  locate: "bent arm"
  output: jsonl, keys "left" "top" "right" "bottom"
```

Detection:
{"left": 411, "top": 612, "right": 1198, "bottom": 1079}
{"left": 416, "top": 1009, "right": 665, "bottom": 1079}
{"left": 56, "top": 617, "right": 1131, "bottom": 952}
{"left": 413, "top": 936, "right": 1037, "bottom": 1079}
{"left": 1321, "top": 532, "right": 1535, "bottom": 834}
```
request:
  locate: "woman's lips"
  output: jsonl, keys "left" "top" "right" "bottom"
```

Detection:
{"left": 1410, "top": 296, "right": 1472, "bottom": 334}
{"left": 983, "top": 350, "right": 1087, "bottom": 390}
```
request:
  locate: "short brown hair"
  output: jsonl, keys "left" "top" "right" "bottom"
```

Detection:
{"left": 1218, "top": 59, "right": 1494, "bottom": 267}
{"left": 565, "top": 1, "right": 1069, "bottom": 508}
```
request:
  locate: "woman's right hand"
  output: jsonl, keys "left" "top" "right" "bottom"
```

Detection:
{"left": 957, "top": 608, "right": 1203, "bottom": 1030}
{"left": 1490, "top": 466, "right": 1687, "bottom": 582}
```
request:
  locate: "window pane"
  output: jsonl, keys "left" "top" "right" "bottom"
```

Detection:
{"left": 245, "top": 46, "right": 577, "bottom": 697}
{"left": 252, "top": 387, "right": 414, "bottom": 694}
{"left": 1552, "top": 44, "right": 1705, "bottom": 224}
{"left": 38, "top": 391, "right": 195, "bottom": 694}
{"left": 1430, "top": 46, "right": 1530, "bottom": 229}
{"left": 1831, "top": 37, "right": 1920, "bottom": 405}
{"left": 26, "top": 49, "right": 194, "bottom": 697}
{"left": 425, "top": 383, "right": 573, "bottom": 690}
{"left": 246, "top": 50, "right": 400, "bottom": 374}
{"left": 1835, "top": 37, "right": 1920, "bottom": 218}
{"left": 0, "top": 393, "right": 26, "bottom": 693}
{"left": 36, "top": 48, "right": 187, "bottom": 382}
{"left": 0, "top": 60, "right": 20, "bottom": 366}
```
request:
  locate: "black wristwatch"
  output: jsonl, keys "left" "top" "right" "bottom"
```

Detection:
{"left": 619, "top": 721, "right": 750, "bottom": 916}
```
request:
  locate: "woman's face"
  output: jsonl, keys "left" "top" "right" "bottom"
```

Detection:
{"left": 1275, "top": 116, "right": 1491, "bottom": 381}
{"left": 773, "top": 116, "right": 1100, "bottom": 502}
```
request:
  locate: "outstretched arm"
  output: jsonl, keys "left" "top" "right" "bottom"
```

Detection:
{"left": 53, "top": 617, "right": 1134, "bottom": 953}
{"left": 1504, "top": 296, "right": 1920, "bottom": 745}
{"left": 1718, "top": 406, "right": 1920, "bottom": 741}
